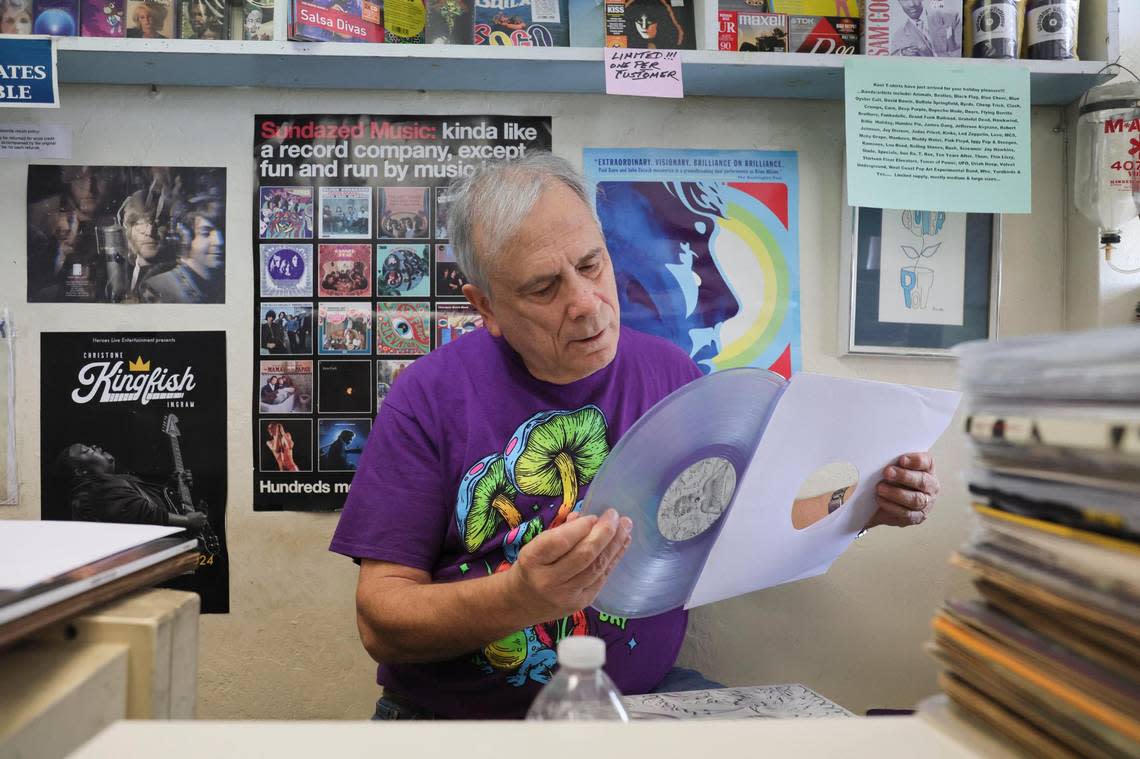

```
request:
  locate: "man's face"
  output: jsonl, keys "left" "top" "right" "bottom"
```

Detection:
{"left": 128, "top": 213, "right": 159, "bottom": 260}
{"left": 190, "top": 2, "right": 206, "bottom": 30}
{"left": 187, "top": 214, "right": 224, "bottom": 270}
{"left": 464, "top": 182, "right": 620, "bottom": 385}
{"left": 63, "top": 167, "right": 107, "bottom": 218}
{"left": 53, "top": 211, "right": 77, "bottom": 245}
{"left": 69, "top": 443, "right": 115, "bottom": 474}
{"left": 900, "top": 0, "right": 924, "bottom": 21}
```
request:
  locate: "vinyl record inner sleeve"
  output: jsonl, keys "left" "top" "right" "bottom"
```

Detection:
{"left": 584, "top": 368, "right": 786, "bottom": 618}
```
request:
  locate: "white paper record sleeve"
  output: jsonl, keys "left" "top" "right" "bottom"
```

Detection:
{"left": 584, "top": 369, "right": 961, "bottom": 617}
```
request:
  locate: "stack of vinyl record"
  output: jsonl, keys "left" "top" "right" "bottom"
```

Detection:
{"left": 928, "top": 326, "right": 1140, "bottom": 758}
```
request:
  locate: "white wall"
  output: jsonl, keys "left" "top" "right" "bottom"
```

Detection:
{"left": 0, "top": 86, "right": 1068, "bottom": 718}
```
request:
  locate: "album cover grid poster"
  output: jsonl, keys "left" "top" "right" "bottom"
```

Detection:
{"left": 27, "top": 165, "right": 226, "bottom": 304}
{"left": 40, "top": 332, "right": 229, "bottom": 613}
{"left": 253, "top": 114, "right": 552, "bottom": 510}
{"left": 584, "top": 148, "right": 802, "bottom": 379}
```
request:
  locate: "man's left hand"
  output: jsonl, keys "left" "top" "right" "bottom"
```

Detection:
{"left": 866, "top": 452, "right": 940, "bottom": 529}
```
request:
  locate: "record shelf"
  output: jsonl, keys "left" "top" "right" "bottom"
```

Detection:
{"left": 54, "top": 37, "right": 1114, "bottom": 106}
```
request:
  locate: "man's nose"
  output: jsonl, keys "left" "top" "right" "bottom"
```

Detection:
{"left": 564, "top": 273, "right": 599, "bottom": 320}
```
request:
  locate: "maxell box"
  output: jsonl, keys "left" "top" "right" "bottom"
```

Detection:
{"left": 788, "top": 14, "right": 857, "bottom": 53}
{"left": 718, "top": 0, "right": 787, "bottom": 51}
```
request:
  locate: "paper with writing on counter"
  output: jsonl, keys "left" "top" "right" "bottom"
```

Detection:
{"left": 687, "top": 373, "right": 960, "bottom": 608}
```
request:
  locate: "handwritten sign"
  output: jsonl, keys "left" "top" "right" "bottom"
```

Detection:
{"left": 604, "top": 48, "right": 683, "bottom": 99}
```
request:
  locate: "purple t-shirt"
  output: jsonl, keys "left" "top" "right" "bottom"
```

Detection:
{"left": 330, "top": 325, "right": 702, "bottom": 719}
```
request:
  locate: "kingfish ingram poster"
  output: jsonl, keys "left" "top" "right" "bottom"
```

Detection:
{"left": 39, "top": 331, "right": 229, "bottom": 613}
{"left": 253, "top": 114, "right": 552, "bottom": 510}
{"left": 584, "top": 149, "right": 801, "bottom": 378}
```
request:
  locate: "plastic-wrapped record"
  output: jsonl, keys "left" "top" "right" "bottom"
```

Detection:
{"left": 583, "top": 368, "right": 786, "bottom": 619}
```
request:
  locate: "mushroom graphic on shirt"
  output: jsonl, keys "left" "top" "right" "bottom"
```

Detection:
{"left": 482, "top": 627, "right": 558, "bottom": 687}
{"left": 501, "top": 515, "right": 544, "bottom": 566}
{"left": 456, "top": 453, "right": 522, "bottom": 553}
{"left": 503, "top": 406, "right": 609, "bottom": 529}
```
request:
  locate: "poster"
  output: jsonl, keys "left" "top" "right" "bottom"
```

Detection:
{"left": 844, "top": 57, "right": 1030, "bottom": 214}
{"left": 584, "top": 148, "right": 801, "bottom": 378}
{"left": 0, "top": 310, "right": 14, "bottom": 505}
{"left": 39, "top": 332, "right": 229, "bottom": 613}
{"left": 27, "top": 165, "right": 226, "bottom": 304}
{"left": 252, "top": 114, "right": 552, "bottom": 510}
{"left": 877, "top": 210, "right": 966, "bottom": 326}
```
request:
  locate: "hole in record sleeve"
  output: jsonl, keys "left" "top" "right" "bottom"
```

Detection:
{"left": 657, "top": 456, "right": 736, "bottom": 542}
{"left": 791, "top": 462, "right": 859, "bottom": 530}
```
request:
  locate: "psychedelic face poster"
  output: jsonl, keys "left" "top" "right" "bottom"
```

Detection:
{"left": 584, "top": 149, "right": 801, "bottom": 379}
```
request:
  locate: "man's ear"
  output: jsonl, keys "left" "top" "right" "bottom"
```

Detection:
{"left": 462, "top": 283, "right": 500, "bottom": 337}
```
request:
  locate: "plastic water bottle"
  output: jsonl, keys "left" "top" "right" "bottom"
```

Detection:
{"left": 525, "top": 636, "right": 630, "bottom": 721}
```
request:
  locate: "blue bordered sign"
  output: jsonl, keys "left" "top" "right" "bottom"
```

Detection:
{"left": 0, "top": 37, "right": 59, "bottom": 108}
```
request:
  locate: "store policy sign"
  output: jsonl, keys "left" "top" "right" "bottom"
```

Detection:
{"left": 0, "top": 38, "right": 59, "bottom": 108}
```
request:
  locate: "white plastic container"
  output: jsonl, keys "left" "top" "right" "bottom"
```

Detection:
{"left": 525, "top": 636, "right": 630, "bottom": 721}
{"left": 1073, "top": 79, "right": 1140, "bottom": 251}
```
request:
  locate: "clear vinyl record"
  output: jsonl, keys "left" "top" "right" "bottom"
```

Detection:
{"left": 584, "top": 368, "right": 786, "bottom": 619}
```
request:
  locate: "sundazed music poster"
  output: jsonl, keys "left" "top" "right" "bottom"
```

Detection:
{"left": 39, "top": 332, "right": 229, "bottom": 613}
{"left": 252, "top": 114, "right": 551, "bottom": 511}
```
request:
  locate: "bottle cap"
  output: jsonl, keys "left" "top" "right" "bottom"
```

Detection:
{"left": 557, "top": 635, "right": 605, "bottom": 669}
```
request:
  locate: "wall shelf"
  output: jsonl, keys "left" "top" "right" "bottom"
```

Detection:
{"left": 54, "top": 38, "right": 1112, "bottom": 105}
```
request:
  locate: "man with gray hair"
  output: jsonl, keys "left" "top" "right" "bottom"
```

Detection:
{"left": 330, "top": 152, "right": 941, "bottom": 719}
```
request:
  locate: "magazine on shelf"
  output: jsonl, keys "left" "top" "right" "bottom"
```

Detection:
{"left": 289, "top": 0, "right": 383, "bottom": 41}
{"left": 473, "top": 0, "right": 568, "bottom": 45}
{"left": 604, "top": 0, "right": 696, "bottom": 50}
{"left": 426, "top": 0, "right": 473, "bottom": 42}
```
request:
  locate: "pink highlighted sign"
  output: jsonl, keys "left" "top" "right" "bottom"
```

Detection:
{"left": 604, "top": 48, "right": 684, "bottom": 99}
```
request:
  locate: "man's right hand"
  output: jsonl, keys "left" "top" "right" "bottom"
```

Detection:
{"left": 508, "top": 509, "right": 633, "bottom": 622}
{"left": 167, "top": 511, "right": 208, "bottom": 530}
